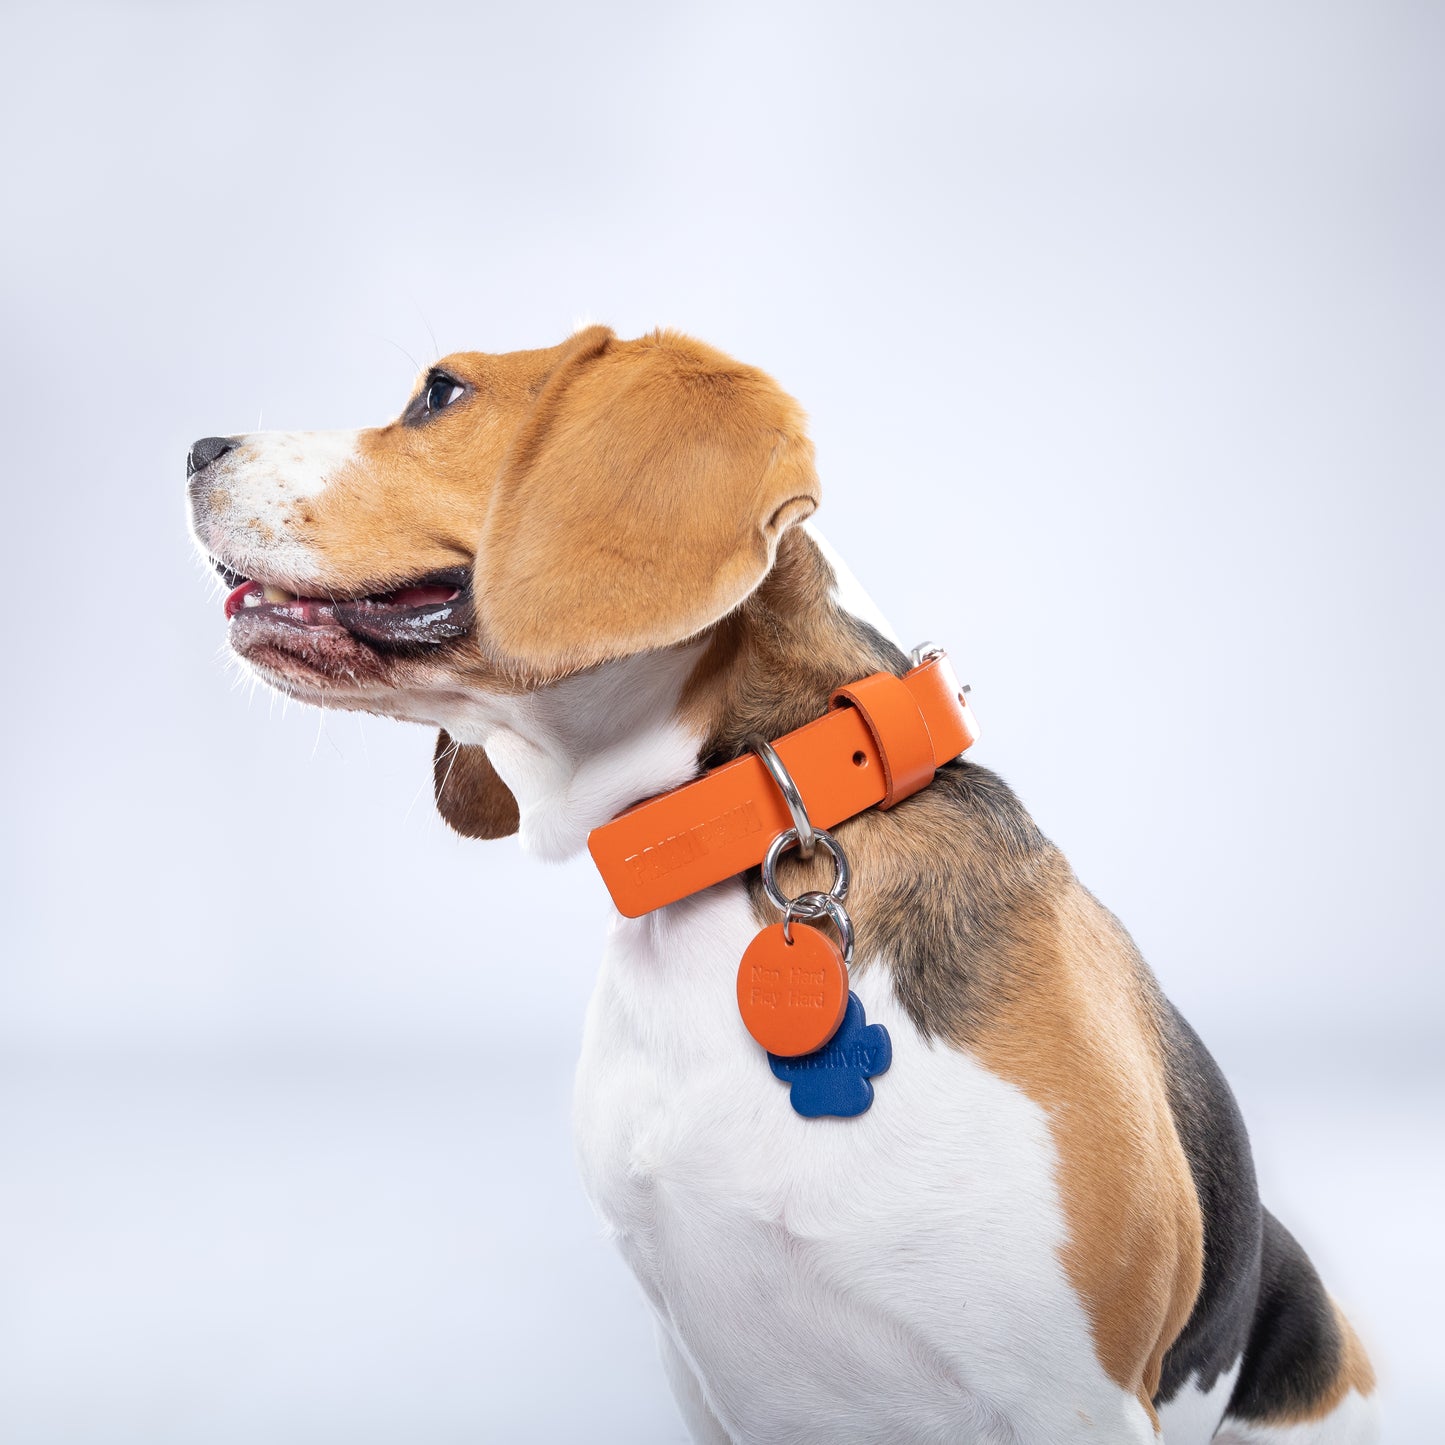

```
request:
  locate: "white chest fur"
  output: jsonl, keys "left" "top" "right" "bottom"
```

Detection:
{"left": 574, "top": 885, "right": 1156, "bottom": 1445}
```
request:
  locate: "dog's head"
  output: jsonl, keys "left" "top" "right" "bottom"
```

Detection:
{"left": 187, "top": 325, "right": 820, "bottom": 840}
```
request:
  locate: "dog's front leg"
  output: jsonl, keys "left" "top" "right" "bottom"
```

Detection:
{"left": 657, "top": 1321, "right": 735, "bottom": 1444}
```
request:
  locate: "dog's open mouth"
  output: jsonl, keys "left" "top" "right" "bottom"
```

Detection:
{"left": 216, "top": 562, "right": 474, "bottom": 667}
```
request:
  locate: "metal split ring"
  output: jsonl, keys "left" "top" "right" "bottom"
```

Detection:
{"left": 782, "top": 891, "right": 855, "bottom": 968}
{"left": 760, "top": 827, "right": 850, "bottom": 914}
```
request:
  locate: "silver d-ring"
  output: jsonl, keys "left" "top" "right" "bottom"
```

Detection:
{"left": 749, "top": 736, "right": 816, "bottom": 859}
{"left": 761, "top": 827, "right": 850, "bottom": 914}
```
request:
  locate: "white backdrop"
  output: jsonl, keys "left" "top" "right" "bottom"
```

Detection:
{"left": 1, "top": 2, "right": 1440, "bottom": 1440}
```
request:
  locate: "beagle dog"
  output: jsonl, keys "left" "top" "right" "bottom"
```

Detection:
{"left": 187, "top": 326, "right": 1377, "bottom": 1444}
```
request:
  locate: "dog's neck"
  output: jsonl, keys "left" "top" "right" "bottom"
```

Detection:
{"left": 688, "top": 524, "right": 908, "bottom": 771}
{"left": 439, "top": 527, "right": 902, "bottom": 863}
{"left": 442, "top": 524, "right": 1065, "bottom": 1056}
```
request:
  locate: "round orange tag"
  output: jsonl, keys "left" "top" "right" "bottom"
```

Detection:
{"left": 736, "top": 922, "right": 849, "bottom": 1058}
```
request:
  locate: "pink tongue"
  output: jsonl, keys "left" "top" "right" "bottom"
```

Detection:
{"left": 384, "top": 584, "right": 459, "bottom": 608}
{"left": 223, "top": 581, "right": 259, "bottom": 619}
{"left": 220, "top": 580, "right": 458, "bottom": 621}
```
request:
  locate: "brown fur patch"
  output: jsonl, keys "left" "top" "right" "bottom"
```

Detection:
{"left": 966, "top": 889, "right": 1203, "bottom": 1420}
{"left": 475, "top": 329, "right": 818, "bottom": 674}
{"left": 303, "top": 333, "right": 594, "bottom": 600}
{"left": 1330, "top": 1308, "right": 1378, "bottom": 1406}
{"left": 433, "top": 730, "right": 520, "bottom": 840}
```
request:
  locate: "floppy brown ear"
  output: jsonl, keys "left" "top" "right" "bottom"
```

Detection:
{"left": 432, "top": 730, "right": 519, "bottom": 839}
{"left": 476, "top": 328, "right": 820, "bottom": 674}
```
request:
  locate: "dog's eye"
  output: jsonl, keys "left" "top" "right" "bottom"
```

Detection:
{"left": 425, "top": 374, "right": 464, "bottom": 414}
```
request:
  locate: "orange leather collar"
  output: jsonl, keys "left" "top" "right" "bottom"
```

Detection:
{"left": 587, "top": 651, "right": 979, "bottom": 917}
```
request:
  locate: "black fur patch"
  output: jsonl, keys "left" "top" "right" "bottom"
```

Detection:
{"left": 1226, "top": 1209, "right": 1346, "bottom": 1422}
{"left": 1153, "top": 1002, "right": 1262, "bottom": 1402}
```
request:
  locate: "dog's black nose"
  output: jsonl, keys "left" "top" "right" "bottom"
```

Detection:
{"left": 187, "top": 437, "right": 235, "bottom": 478}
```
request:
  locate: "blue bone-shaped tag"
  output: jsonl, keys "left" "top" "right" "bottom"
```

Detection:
{"left": 768, "top": 992, "right": 892, "bottom": 1118}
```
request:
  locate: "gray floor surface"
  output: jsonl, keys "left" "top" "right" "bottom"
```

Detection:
{"left": 0, "top": 1039, "right": 1435, "bottom": 1443}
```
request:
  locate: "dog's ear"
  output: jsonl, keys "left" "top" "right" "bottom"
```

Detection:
{"left": 475, "top": 327, "right": 820, "bottom": 675}
{"left": 432, "top": 730, "right": 520, "bottom": 840}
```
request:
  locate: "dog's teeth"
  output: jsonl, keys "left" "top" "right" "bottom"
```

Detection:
{"left": 263, "top": 585, "right": 293, "bottom": 603}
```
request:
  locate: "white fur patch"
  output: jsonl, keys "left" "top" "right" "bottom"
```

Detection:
{"left": 574, "top": 882, "right": 1156, "bottom": 1444}
{"left": 1157, "top": 1360, "right": 1240, "bottom": 1444}
{"left": 1214, "top": 1390, "right": 1379, "bottom": 1445}
{"left": 195, "top": 429, "right": 360, "bottom": 584}
{"left": 655, "top": 1321, "right": 732, "bottom": 1444}
{"left": 234, "top": 429, "right": 361, "bottom": 498}
{"left": 435, "top": 643, "right": 709, "bottom": 862}
{"left": 805, "top": 521, "right": 904, "bottom": 648}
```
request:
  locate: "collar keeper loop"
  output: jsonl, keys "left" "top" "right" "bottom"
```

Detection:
{"left": 830, "top": 671, "right": 937, "bottom": 809}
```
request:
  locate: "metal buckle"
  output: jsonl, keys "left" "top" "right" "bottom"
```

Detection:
{"left": 909, "top": 640, "right": 971, "bottom": 695}
{"left": 909, "top": 640, "right": 946, "bottom": 667}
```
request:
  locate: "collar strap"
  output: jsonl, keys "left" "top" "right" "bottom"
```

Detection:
{"left": 587, "top": 651, "right": 979, "bottom": 917}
